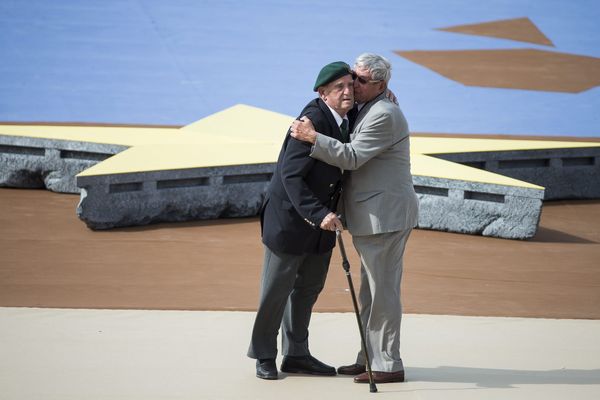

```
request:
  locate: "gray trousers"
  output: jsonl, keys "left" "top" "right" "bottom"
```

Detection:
{"left": 352, "top": 228, "right": 412, "bottom": 372}
{"left": 247, "top": 245, "right": 332, "bottom": 360}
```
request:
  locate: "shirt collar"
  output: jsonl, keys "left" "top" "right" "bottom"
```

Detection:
{"left": 324, "top": 103, "right": 348, "bottom": 127}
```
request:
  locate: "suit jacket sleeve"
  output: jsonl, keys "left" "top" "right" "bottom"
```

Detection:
{"left": 310, "top": 109, "right": 394, "bottom": 170}
{"left": 280, "top": 111, "right": 331, "bottom": 228}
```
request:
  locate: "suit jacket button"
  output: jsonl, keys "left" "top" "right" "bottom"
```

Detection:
{"left": 329, "top": 183, "right": 334, "bottom": 187}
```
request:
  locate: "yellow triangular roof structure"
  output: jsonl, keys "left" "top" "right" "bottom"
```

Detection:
{"left": 3, "top": 104, "right": 600, "bottom": 190}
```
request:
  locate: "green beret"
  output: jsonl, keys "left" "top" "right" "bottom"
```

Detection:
{"left": 313, "top": 61, "right": 353, "bottom": 91}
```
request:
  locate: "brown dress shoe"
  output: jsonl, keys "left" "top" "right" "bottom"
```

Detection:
{"left": 354, "top": 370, "right": 405, "bottom": 383}
{"left": 337, "top": 363, "right": 366, "bottom": 375}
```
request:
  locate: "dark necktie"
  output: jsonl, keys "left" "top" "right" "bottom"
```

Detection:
{"left": 340, "top": 119, "right": 349, "bottom": 143}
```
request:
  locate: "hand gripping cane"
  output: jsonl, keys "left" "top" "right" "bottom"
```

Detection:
{"left": 336, "top": 230, "right": 378, "bottom": 393}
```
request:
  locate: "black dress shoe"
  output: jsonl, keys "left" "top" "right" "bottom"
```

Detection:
{"left": 256, "top": 359, "right": 278, "bottom": 380}
{"left": 337, "top": 363, "right": 366, "bottom": 375}
{"left": 281, "top": 355, "right": 336, "bottom": 376}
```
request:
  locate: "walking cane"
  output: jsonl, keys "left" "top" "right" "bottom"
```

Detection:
{"left": 336, "top": 229, "right": 378, "bottom": 393}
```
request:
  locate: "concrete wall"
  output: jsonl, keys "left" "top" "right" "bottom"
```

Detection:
{"left": 76, "top": 164, "right": 275, "bottom": 230}
{"left": 435, "top": 147, "right": 600, "bottom": 200}
{"left": 0, "top": 135, "right": 125, "bottom": 193}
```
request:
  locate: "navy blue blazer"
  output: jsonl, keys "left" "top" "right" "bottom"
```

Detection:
{"left": 261, "top": 98, "right": 345, "bottom": 255}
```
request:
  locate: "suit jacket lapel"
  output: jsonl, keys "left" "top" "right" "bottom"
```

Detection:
{"left": 353, "top": 92, "right": 387, "bottom": 131}
{"left": 347, "top": 106, "right": 359, "bottom": 131}
{"left": 317, "top": 98, "right": 343, "bottom": 142}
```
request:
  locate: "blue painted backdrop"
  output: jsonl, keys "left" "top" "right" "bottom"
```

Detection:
{"left": 0, "top": 0, "right": 599, "bottom": 137}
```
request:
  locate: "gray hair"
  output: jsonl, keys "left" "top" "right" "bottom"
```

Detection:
{"left": 354, "top": 53, "right": 392, "bottom": 83}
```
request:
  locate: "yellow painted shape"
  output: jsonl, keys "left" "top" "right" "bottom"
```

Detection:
{"left": 0, "top": 125, "right": 180, "bottom": 146}
{"left": 0, "top": 105, "right": 294, "bottom": 147}
{"left": 411, "top": 154, "right": 543, "bottom": 189}
{"left": 182, "top": 104, "right": 294, "bottom": 143}
{"left": 412, "top": 136, "right": 600, "bottom": 154}
{"left": 409, "top": 136, "right": 599, "bottom": 189}
{"left": 78, "top": 141, "right": 281, "bottom": 176}
{"left": 2, "top": 103, "right": 599, "bottom": 190}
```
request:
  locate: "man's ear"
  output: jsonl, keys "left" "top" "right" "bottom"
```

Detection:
{"left": 318, "top": 87, "right": 327, "bottom": 101}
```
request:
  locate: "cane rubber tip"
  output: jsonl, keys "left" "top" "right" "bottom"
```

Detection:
{"left": 370, "top": 384, "right": 378, "bottom": 393}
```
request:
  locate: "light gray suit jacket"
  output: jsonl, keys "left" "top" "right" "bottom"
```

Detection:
{"left": 311, "top": 92, "right": 419, "bottom": 237}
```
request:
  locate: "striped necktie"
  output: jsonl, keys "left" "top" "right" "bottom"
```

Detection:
{"left": 340, "top": 119, "right": 349, "bottom": 143}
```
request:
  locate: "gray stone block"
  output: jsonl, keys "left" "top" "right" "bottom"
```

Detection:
{"left": 76, "top": 164, "right": 275, "bottom": 230}
{"left": 1, "top": 131, "right": 591, "bottom": 239}
{"left": 436, "top": 147, "right": 600, "bottom": 200}
{"left": 76, "top": 164, "right": 545, "bottom": 239}
{"left": 0, "top": 135, "right": 125, "bottom": 193}
{"left": 413, "top": 176, "right": 544, "bottom": 239}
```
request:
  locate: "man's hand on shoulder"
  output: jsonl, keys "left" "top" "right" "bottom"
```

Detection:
{"left": 385, "top": 88, "right": 399, "bottom": 105}
{"left": 291, "top": 117, "right": 317, "bottom": 144}
{"left": 320, "top": 212, "right": 343, "bottom": 231}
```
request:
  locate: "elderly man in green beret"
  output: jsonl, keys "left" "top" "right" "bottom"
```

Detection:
{"left": 247, "top": 61, "right": 354, "bottom": 380}
{"left": 291, "top": 53, "right": 419, "bottom": 384}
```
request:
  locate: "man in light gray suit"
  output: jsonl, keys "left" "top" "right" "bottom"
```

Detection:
{"left": 291, "top": 53, "right": 419, "bottom": 384}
